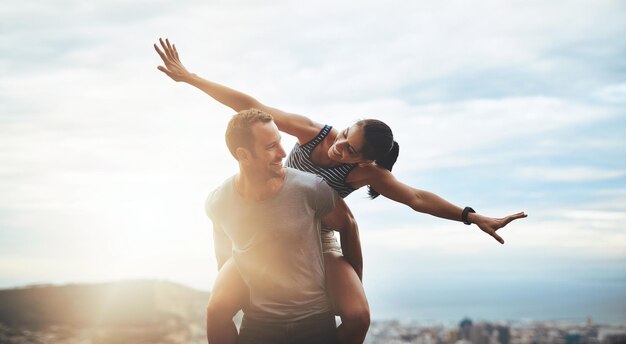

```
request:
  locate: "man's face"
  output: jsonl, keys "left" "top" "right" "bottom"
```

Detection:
{"left": 248, "top": 121, "right": 287, "bottom": 178}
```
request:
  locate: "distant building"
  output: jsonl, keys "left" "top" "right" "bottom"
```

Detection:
{"left": 483, "top": 323, "right": 510, "bottom": 344}
{"left": 603, "top": 333, "right": 626, "bottom": 344}
{"left": 460, "top": 318, "right": 473, "bottom": 341}
{"left": 448, "top": 328, "right": 460, "bottom": 343}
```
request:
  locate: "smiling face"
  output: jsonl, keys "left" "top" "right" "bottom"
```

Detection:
{"left": 248, "top": 121, "right": 287, "bottom": 178}
{"left": 327, "top": 124, "right": 370, "bottom": 164}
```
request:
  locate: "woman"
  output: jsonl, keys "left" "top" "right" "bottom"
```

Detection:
{"left": 154, "top": 38, "right": 527, "bottom": 344}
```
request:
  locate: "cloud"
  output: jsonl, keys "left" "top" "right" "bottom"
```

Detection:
{"left": 357, "top": 187, "right": 626, "bottom": 260}
{"left": 593, "top": 83, "right": 626, "bottom": 104}
{"left": 360, "top": 214, "right": 626, "bottom": 258}
{"left": 1, "top": 0, "right": 625, "bottom": 291}
{"left": 158, "top": 0, "right": 626, "bottom": 105}
{"left": 516, "top": 166, "right": 626, "bottom": 182}
{"left": 321, "top": 96, "right": 615, "bottom": 173}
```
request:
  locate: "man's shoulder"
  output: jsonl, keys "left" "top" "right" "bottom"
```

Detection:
{"left": 286, "top": 168, "right": 326, "bottom": 189}
{"left": 286, "top": 167, "right": 323, "bottom": 182}
{"left": 205, "top": 175, "right": 236, "bottom": 219}
{"left": 285, "top": 169, "right": 338, "bottom": 216}
{"left": 285, "top": 168, "right": 336, "bottom": 201}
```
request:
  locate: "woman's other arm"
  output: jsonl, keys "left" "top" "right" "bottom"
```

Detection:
{"left": 352, "top": 167, "right": 527, "bottom": 244}
{"left": 322, "top": 198, "right": 363, "bottom": 280}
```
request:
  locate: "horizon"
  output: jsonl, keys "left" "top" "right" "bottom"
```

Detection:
{"left": 1, "top": 278, "right": 623, "bottom": 326}
{"left": 1, "top": 0, "right": 625, "bottom": 326}
{"left": 1, "top": 277, "right": 624, "bottom": 325}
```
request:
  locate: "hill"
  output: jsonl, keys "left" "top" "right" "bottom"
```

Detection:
{"left": 0, "top": 280, "right": 211, "bottom": 343}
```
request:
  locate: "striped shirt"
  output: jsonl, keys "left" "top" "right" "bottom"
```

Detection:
{"left": 285, "top": 125, "right": 357, "bottom": 198}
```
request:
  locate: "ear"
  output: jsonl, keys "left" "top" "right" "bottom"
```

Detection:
{"left": 357, "top": 160, "right": 374, "bottom": 167}
{"left": 235, "top": 147, "right": 251, "bottom": 162}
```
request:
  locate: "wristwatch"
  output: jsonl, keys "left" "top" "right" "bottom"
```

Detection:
{"left": 462, "top": 207, "right": 475, "bottom": 225}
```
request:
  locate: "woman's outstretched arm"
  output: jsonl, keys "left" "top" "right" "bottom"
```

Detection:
{"left": 351, "top": 167, "right": 527, "bottom": 244}
{"left": 154, "top": 38, "right": 321, "bottom": 141}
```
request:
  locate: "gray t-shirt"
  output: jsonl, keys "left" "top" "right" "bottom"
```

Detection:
{"left": 206, "top": 168, "right": 339, "bottom": 321}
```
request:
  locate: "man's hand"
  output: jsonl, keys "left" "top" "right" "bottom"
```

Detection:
{"left": 154, "top": 37, "right": 192, "bottom": 82}
{"left": 469, "top": 211, "right": 527, "bottom": 244}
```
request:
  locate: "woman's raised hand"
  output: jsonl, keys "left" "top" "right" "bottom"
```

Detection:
{"left": 154, "top": 38, "right": 192, "bottom": 82}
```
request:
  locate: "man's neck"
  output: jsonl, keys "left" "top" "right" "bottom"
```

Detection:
{"left": 235, "top": 168, "right": 286, "bottom": 202}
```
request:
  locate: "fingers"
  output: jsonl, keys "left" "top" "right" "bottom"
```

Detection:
{"left": 173, "top": 44, "right": 179, "bottom": 60}
{"left": 491, "top": 231, "right": 504, "bottom": 245}
{"left": 502, "top": 212, "right": 528, "bottom": 226}
{"left": 479, "top": 211, "right": 526, "bottom": 244}
{"left": 512, "top": 211, "right": 527, "bottom": 218}
{"left": 153, "top": 43, "right": 167, "bottom": 62}
{"left": 157, "top": 65, "right": 174, "bottom": 79}
{"left": 166, "top": 38, "right": 173, "bottom": 54}
{"left": 159, "top": 37, "right": 173, "bottom": 60}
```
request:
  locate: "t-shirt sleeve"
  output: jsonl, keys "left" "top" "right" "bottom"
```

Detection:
{"left": 212, "top": 221, "right": 232, "bottom": 270}
{"left": 205, "top": 190, "right": 216, "bottom": 220}
{"left": 312, "top": 177, "right": 339, "bottom": 218}
{"left": 205, "top": 189, "right": 232, "bottom": 270}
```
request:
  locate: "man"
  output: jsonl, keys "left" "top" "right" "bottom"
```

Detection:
{"left": 205, "top": 109, "right": 363, "bottom": 344}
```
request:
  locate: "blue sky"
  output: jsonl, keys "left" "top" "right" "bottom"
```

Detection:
{"left": 1, "top": 0, "right": 625, "bottom": 323}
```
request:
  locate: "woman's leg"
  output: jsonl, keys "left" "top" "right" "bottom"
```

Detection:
{"left": 206, "top": 258, "right": 249, "bottom": 344}
{"left": 324, "top": 251, "right": 370, "bottom": 344}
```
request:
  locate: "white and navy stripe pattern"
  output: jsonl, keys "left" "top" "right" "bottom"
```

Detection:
{"left": 285, "top": 125, "right": 357, "bottom": 198}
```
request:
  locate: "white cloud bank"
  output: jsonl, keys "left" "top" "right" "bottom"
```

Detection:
{"left": 517, "top": 166, "right": 626, "bottom": 182}
{"left": 1, "top": 0, "right": 625, "bottom": 290}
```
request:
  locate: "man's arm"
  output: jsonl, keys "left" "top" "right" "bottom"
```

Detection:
{"left": 322, "top": 198, "right": 363, "bottom": 280}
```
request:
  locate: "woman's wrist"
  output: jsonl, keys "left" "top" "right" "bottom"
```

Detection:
{"left": 466, "top": 211, "right": 481, "bottom": 225}
{"left": 462, "top": 206, "right": 476, "bottom": 225}
{"left": 185, "top": 72, "right": 199, "bottom": 84}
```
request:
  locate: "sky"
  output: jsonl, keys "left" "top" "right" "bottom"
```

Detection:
{"left": 1, "top": 0, "right": 625, "bottom": 323}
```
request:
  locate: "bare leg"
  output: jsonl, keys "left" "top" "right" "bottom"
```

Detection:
{"left": 206, "top": 259, "right": 249, "bottom": 344}
{"left": 324, "top": 251, "right": 370, "bottom": 344}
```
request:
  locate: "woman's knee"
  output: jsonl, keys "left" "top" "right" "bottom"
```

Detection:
{"left": 206, "top": 295, "right": 239, "bottom": 322}
{"left": 207, "top": 259, "right": 248, "bottom": 322}
{"left": 205, "top": 299, "right": 222, "bottom": 322}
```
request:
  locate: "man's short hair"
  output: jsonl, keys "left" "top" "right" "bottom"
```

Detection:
{"left": 225, "top": 109, "right": 274, "bottom": 159}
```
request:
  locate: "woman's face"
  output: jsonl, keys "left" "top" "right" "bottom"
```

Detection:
{"left": 327, "top": 124, "right": 369, "bottom": 164}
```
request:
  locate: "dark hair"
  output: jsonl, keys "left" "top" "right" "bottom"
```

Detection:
{"left": 225, "top": 109, "right": 274, "bottom": 159}
{"left": 356, "top": 119, "right": 400, "bottom": 199}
